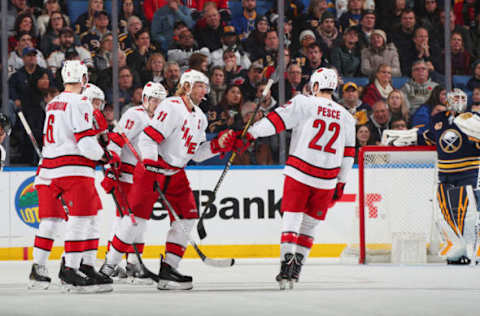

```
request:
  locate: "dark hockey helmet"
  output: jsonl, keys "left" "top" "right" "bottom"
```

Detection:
{"left": 0, "top": 113, "right": 11, "bottom": 136}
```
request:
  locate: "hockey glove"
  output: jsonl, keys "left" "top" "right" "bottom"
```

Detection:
{"left": 101, "top": 168, "right": 119, "bottom": 193}
{"left": 102, "top": 150, "right": 121, "bottom": 169}
{"left": 210, "top": 129, "right": 236, "bottom": 157}
{"left": 232, "top": 131, "right": 255, "bottom": 154}
{"left": 329, "top": 182, "right": 346, "bottom": 208}
{"left": 93, "top": 109, "right": 108, "bottom": 134}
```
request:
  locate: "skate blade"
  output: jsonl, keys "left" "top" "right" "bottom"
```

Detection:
{"left": 27, "top": 280, "right": 50, "bottom": 290}
{"left": 277, "top": 279, "right": 287, "bottom": 290}
{"left": 157, "top": 280, "right": 193, "bottom": 290}
{"left": 95, "top": 284, "right": 114, "bottom": 293}
{"left": 288, "top": 280, "right": 294, "bottom": 290}
{"left": 129, "top": 277, "right": 155, "bottom": 286}
{"left": 112, "top": 276, "right": 130, "bottom": 284}
{"left": 61, "top": 283, "right": 98, "bottom": 294}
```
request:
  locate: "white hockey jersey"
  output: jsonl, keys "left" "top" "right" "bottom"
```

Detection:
{"left": 249, "top": 94, "right": 356, "bottom": 189}
{"left": 36, "top": 92, "right": 104, "bottom": 180}
{"left": 139, "top": 96, "right": 217, "bottom": 171}
{"left": 0, "top": 144, "right": 5, "bottom": 171}
{"left": 108, "top": 105, "right": 151, "bottom": 183}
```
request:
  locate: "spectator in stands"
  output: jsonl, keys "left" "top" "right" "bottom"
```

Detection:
{"left": 186, "top": 0, "right": 229, "bottom": 13}
{"left": 367, "top": 99, "right": 391, "bottom": 144}
{"left": 402, "top": 27, "right": 442, "bottom": 77}
{"left": 386, "top": 89, "right": 409, "bottom": 123}
{"left": 295, "top": 29, "right": 317, "bottom": 60}
{"left": 207, "top": 84, "right": 243, "bottom": 133}
{"left": 39, "top": 11, "right": 68, "bottom": 56}
{"left": 339, "top": 81, "right": 369, "bottom": 125}
{"left": 418, "top": 0, "right": 441, "bottom": 31}
{"left": 74, "top": 0, "right": 105, "bottom": 35}
{"left": 93, "top": 32, "right": 113, "bottom": 72}
{"left": 8, "top": 13, "right": 37, "bottom": 52}
{"left": 188, "top": 52, "right": 208, "bottom": 74}
{"left": 256, "top": 81, "right": 277, "bottom": 114}
{"left": 391, "top": 9, "right": 418, "bottom": 76}
{"left": 105, "top": 66, "right": 136, "bottom": 111}
{"left": 161, "top": 61, "right": 181, "bottom": 96}
{"left": 119, "top": 0, "right": 145, "bottom": 34}
{"left": 211, "top": 25, "right": 251, "bottom": 70}
{"left": 250, "top": 28, "right": 280, "bottom": 67}
{"left": 231, "top": 0, "right": 257, "bottom": 41}
{"left": 8, "top": 32, "right": 47, "bottom": 76}
{"left": 272, "top": 62, "right": 305, "bottom": 102}
{"left": 120, "top": 16, "right": 143, "bottom": 53}
{"left": 401, "top": 59, "right": 438, "bottom": 115}
{"left": 411, "top": 84, "right": 446, "bottom": 133}
{"left": 434, "top": 10, "right": 473, "bottom": 55}
{"left": 472, "top": 11, "right": 480, "bottom": 59}
{"left": 47, "top": 27, "right": 92, "bottom": 75}
{"left": 330, "top": 26, "right": 361, "bottom": 77}
{"left": 244, "top": 16, "right": 269, "bottom": 58}
{"left": 378, "top": 0, "right": 406, "bottom": 35}
{"left": 467, "top": 59, "right": 480, "bottom": 91}
{"left": 207, "top": 66, "right": 227, "bottom": 109}
{"left": 356, "top": 9, "right": 376, "bottom": 50}
{"left": 355, "top": 124, "right": 374, "bottom": 163}
{"left": 233, "top": 101, "right": 273, "bottom": 165}
{"left": 151, "top": 0, "right": 194, "bottom": 53}
{"left": 223, "top": 49, "right": 246, "bottom": 84}
{"left": 143, "top": 0, "right": 167, "bottom": 23}
{"left": 140, "top": 52, "right": 166, "bottom": 84}
{"left": 194, "top": 5, "right": 224, "bottom": 52}
{"left": 472, "top": 87, "right": 480, "bottom": 106}
{"left": 96, "top": 49, "right": 138, "bottom": 92}
{"left": 315, "top": 11, "right": 339, "bottom": 49}
{"left": 453, "top": 0, "right": 478, "bottom": 29}
{"left": 3, "top": 0, "right": 32, "bottom": 37}
{"left": 301, "top": 42, "right": 328, "bottom": 81}
{"left": 240, "top": 61, "right": 264, "bottom": 102}
{"left": 362, "top": 64, "right": 394, "bottom": 108}
{"left": 438, "top": 31, "right": 472, "bottom": 76}
{"left": 81, "top": 10, "right": 111, "bottom": 53}
{"left": 121, "top": 86, "right": 144, "bottom": 114}
{"left": 297, "top": 0, "right": 328, "bottom": 35}
{"left": 338, "top": 0, "right": 364, "bottom": 32}
{"left": 37, "top": 0, "right": 70, "bottom": 37}
{"left": 390, "top": 117, "right": 408, "bottom": 130}
{"left": 127, "top": 28, "right": 161, "bottom": 74}
{"left": 361, "top": 29, "right": 401, "bottom": 77}
{"left": 168, "top": 28, "right": 209, "bottom": 72}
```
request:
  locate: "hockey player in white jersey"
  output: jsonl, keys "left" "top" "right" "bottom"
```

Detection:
{"left": 29, "top": 60, "right": 119, "bottom": 292}
{"left": 0, "top": 113, "right": 10, "bottom": 171}
{"left": 236, "top": 68, "right": 356, "bottom": 289}
{"left": 83, "top": 83, "right": 108, "bottom": 134}
{"left": 101, "top": 81, "right": 167, "bottom": 283}
{"left": 100, "top": 69, "right": 237, "bottom": 290}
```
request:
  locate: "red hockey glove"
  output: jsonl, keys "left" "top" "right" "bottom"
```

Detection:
{"left": 233, "top": 131, "right": 255, "bottom": 154}
{"left": 93, "top": 109, "right": 108, "bottom": 134}
{"left": 101, "top": 168, "right": 119, "bottom": 193}
{"left": 101, "top": 150, "right": 121, "bottom": 169}
{"left": 329, "top": 182, "right": 346, "bottom": 208}
{"left": 210, "top": 129, "right": 236, "bottom": 157}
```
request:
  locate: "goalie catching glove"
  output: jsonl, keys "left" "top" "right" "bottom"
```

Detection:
{"left": 381, "top": 128, "right": 418, "bottom": 146}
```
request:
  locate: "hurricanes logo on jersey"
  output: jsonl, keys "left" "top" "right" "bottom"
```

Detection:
{"left": 440, "top": 129, "right": 462, "bottom": 153}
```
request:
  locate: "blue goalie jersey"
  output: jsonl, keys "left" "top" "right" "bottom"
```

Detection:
{"left": 419, "top": 111, "right": 480, "bottom": 187}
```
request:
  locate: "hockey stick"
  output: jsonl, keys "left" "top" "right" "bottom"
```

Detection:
{"left": 196, "top": 78, "right": 274, "bottom": 240}
{"left": 112, "top": 121, "right": 234, "bottom": 267}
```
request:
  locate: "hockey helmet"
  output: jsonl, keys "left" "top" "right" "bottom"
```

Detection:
{"left": 61, "top": 60, "right": 88, "bottom": 85}
{"left": 309, "top": 67, "right": 338, "bottom": 92}
{"left": 142, "top": 81, "right": 167, "bottom": 103}
{"left": 447, "top": 88, "right": 468, "bottom": 113}
{"left": 0, "top": 113, "right": 11, "bottom": 136}
{"left": 179, "top": 69, "right": 210, "bottom": 94}
{"left": 83, "top": 83, "right": 105, "bottom": 110}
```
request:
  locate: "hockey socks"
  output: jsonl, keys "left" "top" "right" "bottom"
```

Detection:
{"left": 164, "top": 219, "right": 194, "bottom": 269}
{"left": 107, "top": 216, "right": 147, "bottom": 266}
{"left": 33, "top": 218, "right": 63, "bottom": 266}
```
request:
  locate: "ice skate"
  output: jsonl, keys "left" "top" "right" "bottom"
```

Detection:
{"left": 157, "top": 255, "right": 192, "bottom": 290}
{"left": 99, "top": 260, "right": 116, "bottom": 278}
{"left": 289, "top": 253, "right": 304, "bottom": 289}
{"left": 79, "top": 263, "right": 113, "bottom": 292}
{"left": 58, "top": 258, "right": 96, "bottom": 293}
{"left": 276, "top": 253, "right": 294, "bottom": 290}
{"left": 447, "top": 255, "right": 471, "bottom": 265}
{"left": 126, "top": 262, "right": 155, "bottom": 285}
{"left": 111, "top": 264, "right": 128, "bottom": 283}
{"left": 28, "top": 263, "right": 51, "bottom": 290}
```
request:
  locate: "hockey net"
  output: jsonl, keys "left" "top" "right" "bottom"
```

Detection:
{"left": 341, "top": 146, "right": 445, "bottom": 264}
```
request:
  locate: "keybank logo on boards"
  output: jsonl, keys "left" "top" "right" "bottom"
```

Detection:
{"left": 15, "top": 176, "right": 40, "bottom": 229}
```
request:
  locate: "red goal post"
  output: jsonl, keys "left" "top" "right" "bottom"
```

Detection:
{"left": 355, "top": 145, "right": 438, "bottom": 264}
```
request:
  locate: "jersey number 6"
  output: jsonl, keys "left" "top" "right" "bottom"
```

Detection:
{"left": 45, "top": 114, "right": 55, "bottom": 144}
{"left": 308, "top": 119, "right": 340, "bottom": 154}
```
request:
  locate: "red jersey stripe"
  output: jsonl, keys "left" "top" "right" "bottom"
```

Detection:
{"left": 286, "top": 156, "right": 340, "bottom": 179}
{"left": 109, "top": 132, "right": 125, "bottom": 148}
{"left": 120, "top": 163, "right": 135, "bottom": 174}
{"left": 266, "top": 111, "right": 286, "bottom": 133}
{"left": 144, "top": 126, "right": 165, "bottom": 144}
{"left": 41, "top": 155, "right": 96, "bottom": 169}
{"left": 34, "top": 236, "right": 54, "bottom": 251}
{"left": 74, "top": 129, "right": 97, "bottom": 142}
{"left": 166, "top": 242, "right": 186, "bottom": 258}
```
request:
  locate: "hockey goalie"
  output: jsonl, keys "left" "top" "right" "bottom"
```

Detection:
{"left": 382, "top": 89, "right": 480, "bottom": 265}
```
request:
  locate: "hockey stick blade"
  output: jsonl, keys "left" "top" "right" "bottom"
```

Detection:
{"left": 196, "top": 79, "right": 274, "bottom": 240}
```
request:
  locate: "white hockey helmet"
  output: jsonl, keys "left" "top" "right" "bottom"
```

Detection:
{"left": 309, "top": 67, "right": 338, "bottom": 92}
{"left": 179, "top": 69, "right": 210, "bottom": 94}
{"left": 61, "top": 60, "right": 88, "bottom": 85}
{"left": 83, "top": 83, "right": 105, "bottom": 110}
{"left": 142, "top": 81, "right": 167, "bottom": 102}
{"left": 447, "top": 88, "right": 468, "bottom": 113}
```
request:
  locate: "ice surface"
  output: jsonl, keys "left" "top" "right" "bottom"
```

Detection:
{"left": 0, "top": 258, "right": 479, "bottom": 316}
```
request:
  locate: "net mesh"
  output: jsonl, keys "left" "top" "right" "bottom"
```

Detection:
{"left": 341, "top": 147, "right": 443, "bottom": 263}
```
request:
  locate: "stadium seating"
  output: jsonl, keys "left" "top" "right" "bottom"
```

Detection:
{"left": 68, "top": 0, "right": 113, "bottom": 25}
{"left": 453, "top": 75, "right": 471, "bottom": 91}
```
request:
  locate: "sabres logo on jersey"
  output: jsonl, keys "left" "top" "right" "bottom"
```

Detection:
{"left": 439, "top": 129, "right": 463, "bottom": 153}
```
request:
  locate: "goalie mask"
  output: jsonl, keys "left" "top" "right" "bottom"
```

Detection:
{"left": 83, "top": 83, "right": 105, "bottom": 110}
{"left": 179, "top": 69, "right": 210, "bottom": 95}
{"left": 447, "top": 88, "right": 468, "bottom": 113}
{"left": 142, "top": 81, "right": 167, "bottom": 103}
{"left": 310, "top": 68, "right": 338, "bottom": 92}
{"left": 61, "top": 60, "right": 88, "bottom": 87}
{"left": 0, "top": 113, "right": 11, "bottom": 136}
